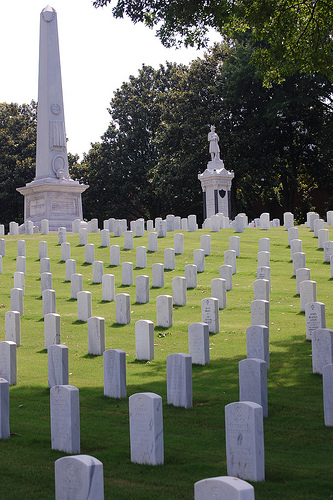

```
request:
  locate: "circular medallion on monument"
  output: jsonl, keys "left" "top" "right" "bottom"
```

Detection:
{"left": 52, "top": 155, "right": 65, "bottom": 179}
{"left": 42, "top": 6, "right": 56, "bottom": 23}
{"left": 51, "top": 103, "right": 61, "bottom": 115}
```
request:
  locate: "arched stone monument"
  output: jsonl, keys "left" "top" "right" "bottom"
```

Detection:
{"left": 198, "top": 126, "right": 234, "bottom": 220}
{"left": 17, "top": 6, "right": 88, "bottom": 232}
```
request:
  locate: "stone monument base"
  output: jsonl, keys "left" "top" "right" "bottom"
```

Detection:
{"left": 17, "top": 178, "right": 88, "bottom": 232}
{"left": 198, "top": 159, "right": 234, "bottom": 219}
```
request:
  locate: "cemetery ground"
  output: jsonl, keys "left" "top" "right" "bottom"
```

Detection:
{"left": 0, "top": 226, "right": 332, "bottom": 499}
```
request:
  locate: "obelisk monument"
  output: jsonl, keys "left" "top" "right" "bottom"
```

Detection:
{"left": 198, "top": 125, "right": 234, "bottom": 220}
{"left": 17, "top": 5, "right": 88, "bottom": 231}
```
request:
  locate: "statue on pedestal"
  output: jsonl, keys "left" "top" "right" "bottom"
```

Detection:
{"left": 208, "top": 125, "right": 220, "bottom": 161}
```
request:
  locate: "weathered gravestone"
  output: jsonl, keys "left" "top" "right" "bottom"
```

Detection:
{"left": 110, "top": 245, "right": 120, "bottom": 266}
{"left": 0, "top": 378, "right": 10, "bottom": 439}
{"left": 129, "top": 392, "right": 164, "bottom": 465}
{"left": 148, "top": 232, "right": 158, "bottom": 252}
{"left": 201, "top": 297, "right": 219, "bottom": 333}
{"left": 103, "top": 349, "right": 126, "bottom": 398}
{"left": 124, "top": 230, "right": 133, "bottom": 250}
{"left": 17, "top": 239, "right": 25, "bottom": 257}
{"left": 229, "top": 236, "right": 240, "bottom": 257}
{"left": 77, "top": 291, "right": 92, "bottom": 322}
{"left": 16, "top": 255, "right": 26, "bottom": 275}
{"left": 156, "top": 295, "right": 173, "bottom": 327}
{"left": 224, "top": 249, "right": 236, "bottom": 274}
{"left": 318, "top": 228, "right": 329, "bottom": 249}
{"left": 290, "top": 239, "right": 302, "bottom": 259}
{"left": 305, "top": 302, "right": 326, "bottom": 340}
{"left": 323, "top": 364, "right": 333, "bottom": 426}
{"left": 201, "top": 234, "right": 211, "bottom": 255}
{"left": 219, "top": 264, "right": 233, "bottom": 290}
{"left": 288, "top": 226, "right": 298, "bottom": 245}
{"left": 71, "top": 273, "right": 83, "bottom": 299}
{"left": 41, "top": 272, "right": 52, "bottom": 295}
{"left": 292, "top": 252, "right": 306, "bottom": 275}
{"left": 102, "top": 274, "right": 115, "bottom": 302}
{"left": 122, "top": 262, "right": 133, "bottom": 286}
{"left": 312, "top": 329, "right": 333, "bottom": 374}
{"left": 136, "top": 275, "right": 149, "bottom": 304}
{"left": 100, "top": 228, "right": 110, "bottom": 247}
{"left": 283, "top": 212, "right": 294, "bottom": 230}
{"left": 79, "top": 228, "right": 88, "bottom": 245}
{"left": 61, "top": 241, "right": 70, "bottom": 262}
{"left": 115, "top": 293, "right": 131, "bottom": 324}
{"left": 324, "top": 241, "right": 333, "bottom": 262}
{"left": 55, "top": 455, "right": 104, "bottom": 500}
{"left": 259, "top": 237, "right": 270, "bottom": 253}
{"left": 152, "top": 263, "right": 164, "bottom": 288}
{"left": 253, "top": 279, "right": 269, "bottom": 301}
{"left": 257, "top": 251, "right": 270, "bottom": 268}
{"left": 10, "top": 288, "right": 23, "bottom": 316}
{"left": 225, "top": 401, "right": 265, "bottom": 482}
{"left": 43, "top": 288, "right": 56, "bottom": 316}
{"left": 259, "top": 212, "right": 270, "bottom": 230}
{"left": 295, "top": 267, "right": 310, "bottom": 295}
{"left": 164, "top": 248, "right": 175, "bottom": 270}
{"left": 167, "top": 353, "right": 192, "bottom": 408}
{"left": 247, "top": 325, "right": 270, "bottom": 369}
{"left": 256, "top": 266, "right": 271, "bottom": 291}
{"left": 87, "top": 317, "right": 105, "bottom": 355}
{"left": 136, "top": 246, "right": 147, "bottom": 269}
{"left": 40, "top": 256, "right": 50, "bottom": 274}
{"left": 65, "top": 258, "right": 76, "bottom": 282}
{"left": 300, "top": 280, "right": 317, "bottom": 312}
{"left": 92, "top": 261, "right": 103, "bottom": 284}
{"left": 85, "top": 243, "right": 95, "bottom": 264}
{"left": 50, "top": 385, "right": 80, "bottom": 454}
{"left": 48, "top": 344, "right": 68, "bottom": 388}
{"left": 5, "top": 311, "right": 21, "bottom": 346}
{"left": 239, "top": 358, "right": 268, "bottom": 418}
{"left": 194, "top": 249, "right": 205, "bottom": 272}
{"left": 135, "top": 320, "right": 154, "bottom": 361}
{"left": 172, "top": 276, "right": 187, "bottom": 306}
{"left": 44, "top": 312, "right": 61, "bottom": 349}
{"left": 174, "top": 233, "right": 184, "bottom": 254}
{"left": 211, "top": 278, "right": 227, "bottom": 309}
{"left": 194, "top": 476, "right": 255, "bottom": 500}
{"left": 185, "top": 264, "right": 197, "bottom": 288}
{"left": 0, "top": 341, "right": 17, "bottom": 386}
{"left": 38, "top": 242, "right": 48, "bottom": 260}
{"left": 188, "top": 322, "right": 210, "bottom": 365}
{"left": 251, "top": 300, "right": 269, "bottom": 328}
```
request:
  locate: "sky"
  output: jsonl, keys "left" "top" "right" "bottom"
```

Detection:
{"left": 1, "top": 0, "right": 220, "bottom": 158}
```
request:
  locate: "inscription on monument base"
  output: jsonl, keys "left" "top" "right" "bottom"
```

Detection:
{"left": 51, "top": 197, "right": 78, "bottom": 215}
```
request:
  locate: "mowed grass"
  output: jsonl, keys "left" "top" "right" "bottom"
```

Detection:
{"left": 0, "top": 225, "right": 332, "bottom": 499}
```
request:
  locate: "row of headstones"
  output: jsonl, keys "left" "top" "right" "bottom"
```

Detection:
{"left": 53, "top": 453, "right": 255, "bottom": 500}
{"left": 287, "top": 224, "right": 333, "bottom": 427}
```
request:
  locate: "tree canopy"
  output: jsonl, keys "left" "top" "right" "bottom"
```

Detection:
{"left": 71, "top": 40, "right": 333, "bottom": 223}
{"left": 0, "top": 102, "right": 37, "bottom": 228}
{"left": 93, "top": 0, "right": 333, "bottom": 84}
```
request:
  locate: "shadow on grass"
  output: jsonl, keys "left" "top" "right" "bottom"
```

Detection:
{"left": 82, "top": 262, "right": 92, "bottom": 267}
{"left": 72, "top": 320, "right": 86, "bottom": 325}
{"left": 37, "top": 349, "right": 47, "bottom": 354}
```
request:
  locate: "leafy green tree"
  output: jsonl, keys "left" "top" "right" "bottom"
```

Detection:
{"left": 0, "top": 102, "right": 37, "bottom": 228}
{"left": 77, "top": 63, "right": 186, "bottom": 223}
{"left": 215, "top": 39, "right": 333, "bottom": 219}
{"left": 93, "top": 0, "right": 333, "bottom": 83}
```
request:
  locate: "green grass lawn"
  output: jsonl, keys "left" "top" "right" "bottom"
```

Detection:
{"left": 0, "top": 225, "right": 332, "bottom": 499}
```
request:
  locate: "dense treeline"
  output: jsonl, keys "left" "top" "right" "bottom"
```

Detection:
{"left": 2, "top": 40, "right": 333, "bottom": 227}
{"left": 73, "top": 40, "right": 333, "bottom": 224}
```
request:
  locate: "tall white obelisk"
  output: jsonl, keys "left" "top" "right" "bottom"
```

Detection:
{"left": 17, "top": 5, "right": 88, "bottom": 231}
